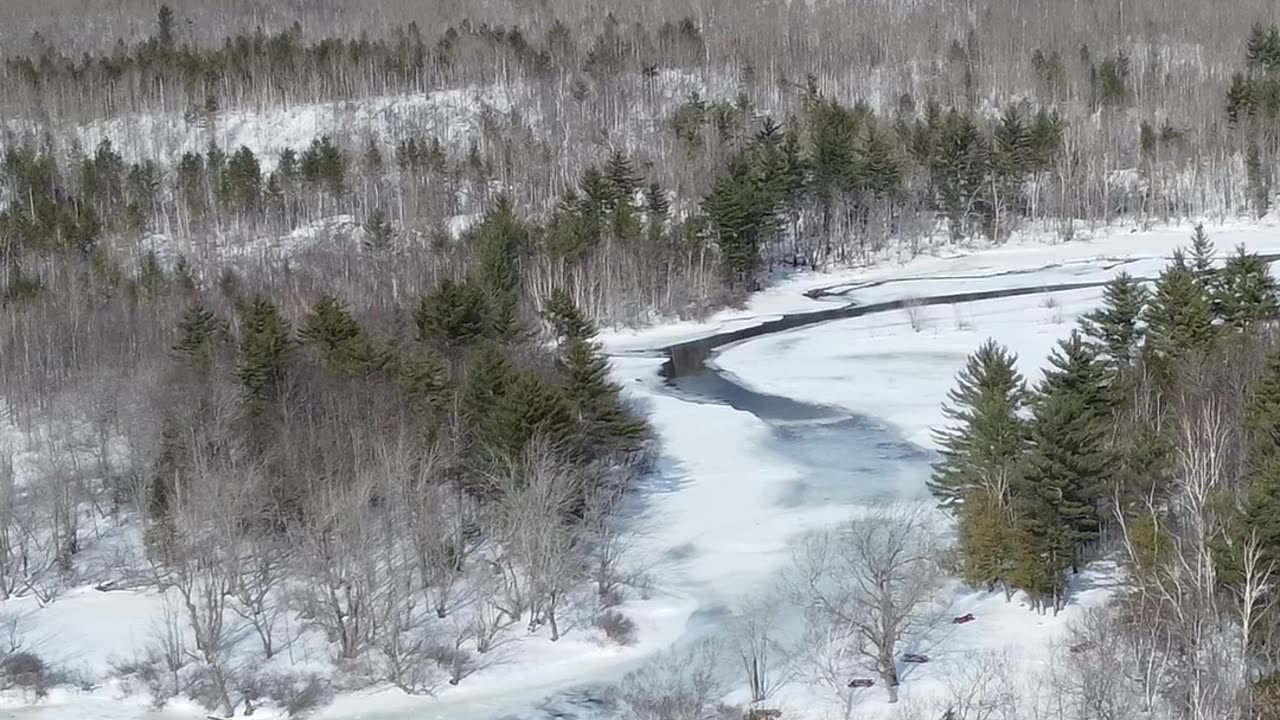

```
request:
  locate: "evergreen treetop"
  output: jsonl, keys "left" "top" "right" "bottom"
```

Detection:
{"left": 930, "top": 340, "right": 1028, "bottom": 509}
{"left": 1079, "top": 272, "right": 1148, "bottom": 373}
{"left": 1216, "top": 245, "right": 1278, "bottom": 332}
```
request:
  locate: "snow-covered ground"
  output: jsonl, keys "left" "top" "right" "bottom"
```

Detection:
{"left": 7, "top": 220, "right": 1280, "bottom": 719}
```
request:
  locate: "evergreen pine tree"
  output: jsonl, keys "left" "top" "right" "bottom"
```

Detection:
{"left": 145, "top": 417, "right": 184, "bottom": 555}
{"left": 156, "top": 5, "right": 176, "bottom": 50}
{"left": 778, "top": 120, "right": 808, "bottom": 237}
{"left": 545, "top": 190, "right": 596, "bottom": 260}
{"left": 1007, "top": 516, "right": 1069, "bottom": 612}
{"left": 1189, "top": 223, "right": 1218, "bottom": 296}
{"left": 1216, "top": 245, "right": 1278, "bottom": 332}
{"left": 149, "top": 421, "right": 181, "bottom": 517}
{"left": 1246, "top": 350, "right": 1280, "bottom": 472}
{"left": 235, "top": 294, "right": 295, "bottom": 419}
{"left": 932, "top": 110, "right": 990, "bottom": 241}
{"left": 559, "top": 337, "right": 646, "bottom": 454}
{"left": 859, "top": 123, "right": 901, "bottom": 198}
{"left": 542, "top": 288, "right": 593, "bottom": 341}
{"left": 1144, "top": 259, "right": 1217, "bottom": 364}
{"left": 604, "top": 150, "right": 641, "bottom": 208}
{"left": 1228, "top": 350, "right": 1280, "bottom": 574}
{"left": 217, "top": 267, "right": 240, "bottom": 300}
{"left": 173, "top": 255, "right": 198, "bottom": 294}
{"left": 807, "top": 98, "right": 859, "bottom": 237}
{"left": 223, "top": 146, "right": 262, "bottom": 213}
{"left": 137, "top": 250, "right": 166, "bottom": 297}
{"left": 172, "top": 303, "right": 225, "bottom": 372}
{"left": 1028, "top": 110, "right": 1064, "bottom": 172}
{"left": 1246, "top": 142, "right": 1272, "bottom": 220}
{"left": 1113, "top": 419, "right": 1172, "bottom": 511}
{"left": 415, "top": 278, "right": 490, "bottom": 349}
{"left": 930, "top": 340, "right": 1028, "bottom": 509}
{"left": 1079, "top": 272, "right": 1148, "bottom": 373}
{"left": 299, "top": 294, "right": 385, "bottom": 377}
{"left": 1018, "top": 333, "right": 1112, "bottom": 576}
{"left": 1038, "top": 331, "right": 1112, "bottom": 419}
{"left": 300, "top": 136, "right": 345, "bottom": 193}
{"left": 397, "top": 349, "right": 451, "bottom": 420}
{"left": 1235, "top": 460, "right": 1280, "bottom": 576}
{"left": 993, "top": 106, "right": 1032, "bottom": 215}
{"left": 958, "top": 489, "right": 1018, "bottom": 591}
{"left": 489, "top": 371, "right": 578, "bottom": 460}
{"left": 363, "top": 138, "right": 383, "bottom": 172}
{"left": 645, "top": 181, "right": 670, "bottom": 220}
{"left": 541, "top": 290, "right": 645, "bottom": 453}
{"left": 460, "top": 344, "right": 510, "bottom": 450}
{"left": 702, "top": 154, "right": 774, "bottom": 289}
{"left": 362, "top": 208, "right": 394, "bottom": 252}
{"left": 206, "top": 141, "right": 226, "bottom": 196}
{"left": 469, "top": 197, "right": 526, "bottom": 341}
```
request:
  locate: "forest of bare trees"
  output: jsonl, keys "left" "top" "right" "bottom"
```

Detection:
{"left": 0, "top": 0, "right": 1277, "bottom": 325}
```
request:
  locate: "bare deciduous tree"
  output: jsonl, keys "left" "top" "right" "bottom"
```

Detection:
{"left": 617, "top": 639, "right": 734, "bottom": 720}
{"left": 487, "top": 441, "right": 585, "bottom": 641}
{"left": 793, "top": 505, "right": 943, "bottom": 704}
{"left": 730, "top": 589, "right": 793, "bottom": 708}
{"left": 937, "top": 651, "right": 1018, "bottom": 720}
{"left": 1051, "top": 609, "right": 1137, "bottom": 720}
{"left": 151, "top": 436, "right": 268, "bottom": 717}
{"left": 227, "top": 532, "right": 288, "bottom": 660}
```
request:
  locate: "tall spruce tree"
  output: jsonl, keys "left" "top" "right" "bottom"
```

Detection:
{"left": 469, "top": 197, "right": 526, "bottom": 341}
{"left": 362, "top": 208, "right": 394, "bottom": 252}
{"left": 542, "top": 289, "right": 645, "bottom": 454}
{"left": 235, "top": 294, "right": 295, "bottom": 420}
{"left": 931, "top": 340, "right": 1028, "bottom": 509}
{"left": 1038, "top": 331, "right": 1113, "bottom": 420}
{"left": 1245, "top": 349, "right": 1280, "bottom": 485}
{"left": 299, "top": 294, "right": 386, "bottom": 377}
{"left": 1112, "top": 419, "right": 1172, "bottom": 511}
{"left": 702, "top": 154, "right": 775, "bottom": 289}
{"left": 542, "top": 287, "right": 594, "bottom": 341}
{"left": 459, "top": 344, "right": 510, "bottom": 450}
{"left": 1216, "top": 245, "right": 1278, "bottom": 332}
{"left": 932, "top": 110, "right": 990, "bottom": 241}
{"left": 1189, "top": 224, "right": 1217, "bottom": 287}
{"left": 1079, "top": 272, "right": 1148, "bottom": 373}
{"left": 604, "top": 150, "right": 641, "bottom": 208}
{"left": 415, "top": 278, "right": 490, "bottom": 350}
{"left": 489, "top": 371, "right": 578, "bottom": 461}
{"left": 1144, "top": 257, "right": 1217, "bottom": 364}
{"left": 397, "top": 350, "right": 451, "bottom": 421}
{"left": 172, "top": 303, "right": 226, "bottom": 372}
{"left": 958, "top": 488, "right": 1018, "bottom": 592}
{"left": 1230, "top": 350, "right": 1280, "bottom": 574}
{"left": 1018, "top": 334, "right": 1112, "bottom": 574}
